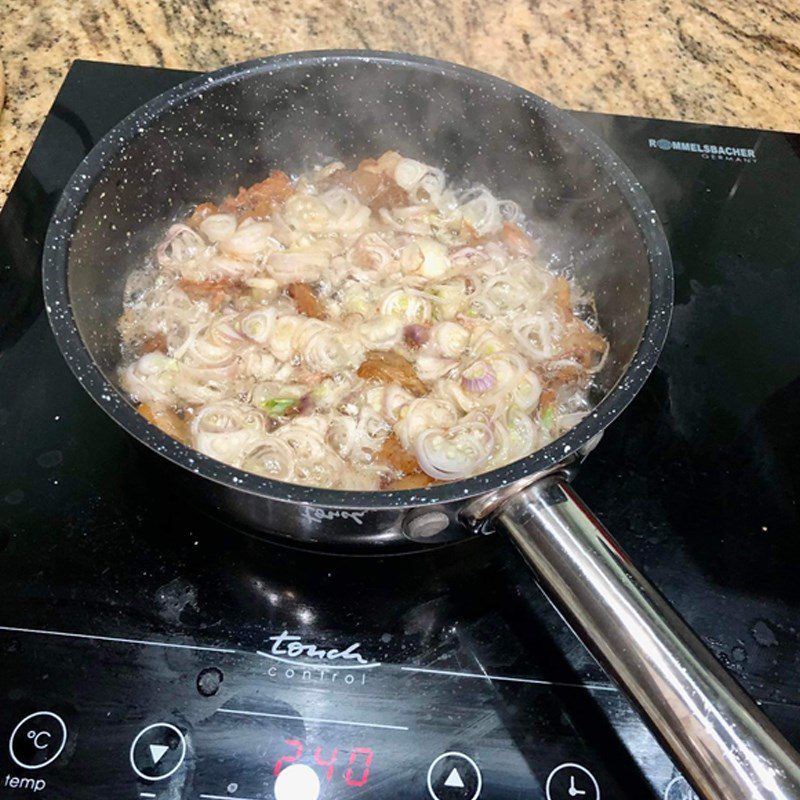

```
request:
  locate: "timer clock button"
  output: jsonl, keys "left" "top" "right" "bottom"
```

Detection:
{"left": 9, "top": 711, "right": 68, "bottom": 770}
{"left": 129, "top": 722, "right": 187, "bottom": 781}
{"left": 545, "top": 763, "right": 600, "bottom": 800}
{"left": 427, "top": 751, "right": 482, "bottom": 800}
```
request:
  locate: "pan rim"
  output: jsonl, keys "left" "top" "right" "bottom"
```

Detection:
{"left": 42, "top": 49, "right": 673, "bottom": 512}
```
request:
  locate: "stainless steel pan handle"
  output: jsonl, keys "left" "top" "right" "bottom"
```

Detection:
{"left": 496, "top": 475, "right": 800, "bottom": 800}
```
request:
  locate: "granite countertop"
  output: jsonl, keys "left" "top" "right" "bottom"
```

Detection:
{"left": 1, "top": 0, "right": 799, "bottom": 204}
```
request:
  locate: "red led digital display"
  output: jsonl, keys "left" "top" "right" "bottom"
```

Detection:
{"left": 314, "top": 745, "right": 339, "bottom": 781}
{"left": 343, "top": 747, "right": 374, "bottom": 787}
{"left": 274, "top": 739, "right": 374, "bottom": 787}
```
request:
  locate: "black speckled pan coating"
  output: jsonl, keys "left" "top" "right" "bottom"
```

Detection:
{"left": 42, "top": 51, "right": 672, "bottom": 551}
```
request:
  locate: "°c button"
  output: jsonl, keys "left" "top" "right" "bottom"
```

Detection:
{"left": 9, "top": 711, "right": 68, "bottom": 770}
{"left": 427, "top": 751, "right": 482, "bottom": 800}
{"left": 129, "top": 722, "right": 187, "bottom": 781}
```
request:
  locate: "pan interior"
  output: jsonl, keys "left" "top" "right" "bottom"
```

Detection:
{"left": 62, "top": 55, "right": 657, "bottom": 503}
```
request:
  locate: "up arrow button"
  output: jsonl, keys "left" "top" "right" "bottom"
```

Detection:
{"left": 444, "top": 768, "right": 465, "bottom": 788}
{"left": 427, "top": 752, "right": 482, "bottom": 800}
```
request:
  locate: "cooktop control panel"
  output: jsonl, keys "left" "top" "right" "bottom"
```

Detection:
{"left": 0, "top": 624, "right": 686, "bottom": 800}
{"left": 3, "top": 59, "right": 800, "bottom": 800}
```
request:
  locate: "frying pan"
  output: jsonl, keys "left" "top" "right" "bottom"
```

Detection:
{"left": 41, "top": 52, "right": 800, "bottom": 798}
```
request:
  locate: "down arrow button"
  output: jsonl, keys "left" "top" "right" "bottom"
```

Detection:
{"left": 129, "top": 723, "right": 187, "bottom": 781}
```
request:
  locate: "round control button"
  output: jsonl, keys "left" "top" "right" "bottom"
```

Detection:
{"left": 545, "top": 763, "right": 600, "bottom": 800}
{"left": 9, "top": 711, "right": 68, "bottom": 770}
{"left": 274, "top": 763, "right": 321, "bottom": 800}
{"left": 427, "top": 751, "right": 482, "bottom": 800}
{"left": 129, "top": 722, "right": 187, "bottom": 781}
{"left": 664, "top": 776, "right": 699, "bottom": 800}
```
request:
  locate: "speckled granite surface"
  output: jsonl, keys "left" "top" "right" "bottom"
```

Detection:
{"left": 1, "top": 0, "right": 799, "bottom": 204}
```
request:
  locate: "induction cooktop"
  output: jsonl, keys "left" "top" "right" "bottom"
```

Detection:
{"left": 0, "top": 61, "right": 799, "bottom": 800}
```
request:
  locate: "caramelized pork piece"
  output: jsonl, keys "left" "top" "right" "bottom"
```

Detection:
{"left": 288, "top": 283, "right": 326, "bottom": 319}
{"left": 460, "top": 221, "right": 486, "bottom": 246}
{"left": 357, "top": 350, "right": 428, "bottom": 396}
{"left": 219, "top": 170, "right": 294, "bottom": 219}
{"left": 140, "top": 332, "right": 167, "bottom": 354}
{"left": 377, "top": 433, "right": 421, "bottom": 475}
{"left": 138, "top": 403, "right": 190, "bottom": 445}
{"left": 329, "top": 165, "right": 409, "bottom": 210}
{"left": 501, "top": 221, "right": 538, "bottom": 255}
{"left": 550, "top": 276, "right": 572, "bottom": 321}
{"left": 559, "top": 326, "right": 607, "bottom": 369}
{"left": 178, "top": 277, "right": 242, "bottom": 311}
{"left": 186, "top": 201, "right": 218, "bottom": 229}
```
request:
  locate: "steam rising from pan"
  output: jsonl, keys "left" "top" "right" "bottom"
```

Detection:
{"left": 44, "top": 52, "right": 670, "bottom": 539}
{"left": 67, "top": 56, "right": 648, "bottom": 400}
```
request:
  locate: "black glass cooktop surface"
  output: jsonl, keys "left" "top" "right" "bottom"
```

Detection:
{"left": 0, "top": 61, "right": 799, "bottom": 800}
